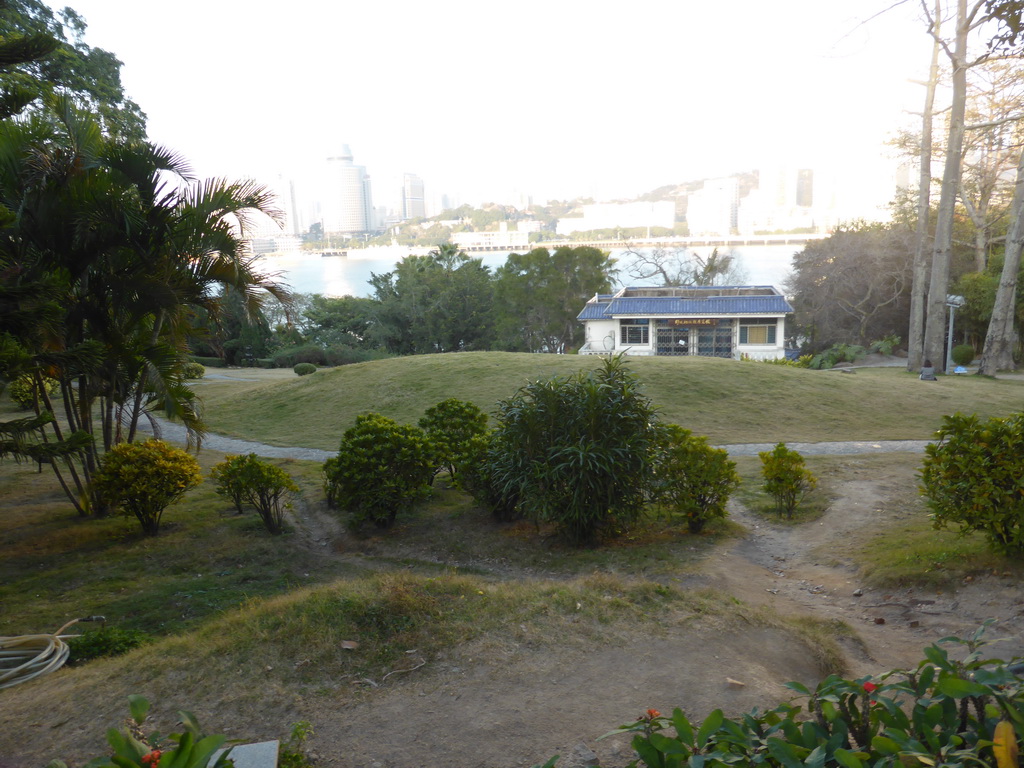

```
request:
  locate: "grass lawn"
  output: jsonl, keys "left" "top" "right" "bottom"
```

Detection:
{"left": 3, "top": 352, "right": 1023, "bottom": 766}
{"left": 194, "top": 353, "right": 1024, "bottom": 450}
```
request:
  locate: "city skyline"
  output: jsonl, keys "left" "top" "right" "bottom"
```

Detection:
{"left": 66, "top": 0, "right": 939, "bottom": 209}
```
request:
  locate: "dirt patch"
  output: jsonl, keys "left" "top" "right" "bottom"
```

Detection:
{"left": 4, "top": 459, "right": 1024, "bottom": 768}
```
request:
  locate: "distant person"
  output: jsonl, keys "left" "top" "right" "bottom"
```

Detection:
{"left": 920, "top": 360, "right": 937, "bottom": 381}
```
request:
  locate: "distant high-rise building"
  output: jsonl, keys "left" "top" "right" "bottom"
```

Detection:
{"left": 796, "top": 169, "right": 814, "bottom": 208}
{"left": 322, "top": 145, "right": 373, "bottom": 234}
{"left": 686, "top": 178, "right": 739, "bottom": 236}
{"left": 402, "top": 173, "right": 426, "bottom": 220}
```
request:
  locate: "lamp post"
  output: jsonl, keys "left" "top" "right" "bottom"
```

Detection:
{"left": 945, "top": 294, "right": 966, "bottom": 373}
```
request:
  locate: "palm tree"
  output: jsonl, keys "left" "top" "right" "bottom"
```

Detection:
{"left": 0, "top": 96, "right": 290, "bottom": 513}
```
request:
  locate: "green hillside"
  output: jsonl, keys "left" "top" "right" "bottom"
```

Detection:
{"left": 197, "top": 352, "right": 1024, "bottom": 449}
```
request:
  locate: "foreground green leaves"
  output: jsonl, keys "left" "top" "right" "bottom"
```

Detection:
{"left": 921, "top": 411, "right": 1024, "bottom": 556}
{"left": 603, "top": 624, "right": 1023, "bottom": 768}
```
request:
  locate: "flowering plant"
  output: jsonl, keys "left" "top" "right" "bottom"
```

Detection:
{"left": 47, "top": 695, "right": 236, "bottom": 768}
{"left": 600, "top": 624, "right": 1023, "bottom": 767}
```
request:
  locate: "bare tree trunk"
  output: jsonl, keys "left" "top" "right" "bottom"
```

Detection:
{"left": 908, "top": 1, "right": 943, "bottom": 371}
{"left": 924, "top": 0, "right": 972, "bottom": 373}
{"left": 978, "top": 143, "right": 1024, "bottom": 374}
{"left": 960, "top": 195, "right": 990, "bottom": 270}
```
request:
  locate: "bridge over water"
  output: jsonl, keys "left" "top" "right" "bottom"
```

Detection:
{"left": 459, "top": 234, "right": 829, "bottom": 252}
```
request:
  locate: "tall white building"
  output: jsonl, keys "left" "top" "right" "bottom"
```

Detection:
{"left": 737, "top": 168, "right": 816, "bottom": 234}
{"left": 322, "top": 146, "right": 374, "bottom": 234}
{"left": 402, "top": 173, "right": 426, "bottom": 220}
{"left": 686, "top": 178, "right": 739, "bottom": 236}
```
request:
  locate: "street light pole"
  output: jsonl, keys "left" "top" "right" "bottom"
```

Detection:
{"left": 945, "top": 294, "right": 965, "bottom": 373}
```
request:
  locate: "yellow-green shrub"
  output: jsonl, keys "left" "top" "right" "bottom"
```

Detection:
{"left": 92, "top": 440, "right": 201, "bottom": 535}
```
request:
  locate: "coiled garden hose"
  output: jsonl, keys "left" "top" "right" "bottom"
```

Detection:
{"left": 0, "top": 616, "right": 105, "bottom": 689}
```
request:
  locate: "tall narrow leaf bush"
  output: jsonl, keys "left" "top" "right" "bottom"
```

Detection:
{"left": 482, "top": 355, "right": 658, "bottom": 546}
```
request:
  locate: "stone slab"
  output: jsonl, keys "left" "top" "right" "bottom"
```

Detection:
{"left": 210, "top": 740, "right": 279, "bottom": 768}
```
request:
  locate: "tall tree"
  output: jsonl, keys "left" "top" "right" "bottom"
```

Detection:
{"left": 0, "top": 98, "right": 287, "bottom": 513}
{"left": 977, "top": 0, "right": 1024, "bottom": 373}
{"left": 922, "top": 0, "right": 989, "bottom": 373}
{"left": 620, "top": 246, "right": 746, "bottom": 287}
{"left": 493, "top": 246, "right": 615, "bottom": 354}
{"left": 788, "top": 225, "right": 915, "bottom": 350}
{"left": 959, "top": 59, "right": 1024, "bottom": 271}
{"left": 978, "top": 109, "right": 1024, "bottom": 373}
{"left": 0, "top": 0, "right": 145, "bottom": 137}
{"left": 368, "top": 243, "right": 495, "bottom": 354}
{"left": 907, "top": 0, "right": 943, "bottom": 371}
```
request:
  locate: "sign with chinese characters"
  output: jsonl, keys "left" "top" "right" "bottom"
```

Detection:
{"left": 668, "top": 318, "right": 718, "bottom": 327}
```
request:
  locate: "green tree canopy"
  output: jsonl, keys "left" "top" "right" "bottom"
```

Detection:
{"left": 369, "top": 243, "right": 495, "bottom": 354}
{"left": 493, "top": 245, "right": 615, "bottom": 353}
{"left": 0, "top": 98, "right": 287, "bottom": 514}
{"left": 0, "top": 1, "right": 146, "bottom": 137}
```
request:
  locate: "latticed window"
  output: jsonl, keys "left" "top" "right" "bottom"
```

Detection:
{"left": 620, "top": 319, "right": 649, "bottom": 345}
{"left": 739, "top": 320, "right": 777, "bottom": 345}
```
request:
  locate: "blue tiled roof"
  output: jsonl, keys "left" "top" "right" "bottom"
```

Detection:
{"left": 578, "top": 300, "right": 613, "bottom": 320}
{"left": 576, "top": 288, "right": 793, "bottom": 320}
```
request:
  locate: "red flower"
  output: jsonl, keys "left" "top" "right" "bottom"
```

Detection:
{"left": 645, "top": 709, "right": 661, "bottom": 719}
{"left": 863, "top": 682, "right": 878, "bottom": 693}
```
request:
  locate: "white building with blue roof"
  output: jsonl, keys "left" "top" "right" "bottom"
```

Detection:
{"left": 577, "top": 285, "right": 793, "bottom": 360}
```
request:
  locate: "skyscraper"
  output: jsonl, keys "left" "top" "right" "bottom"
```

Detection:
{"left": 402, "top": 173, "right": 426, "bottom": 220}
{"left": 322, "top": 145, "right": 373, "bottom": 234}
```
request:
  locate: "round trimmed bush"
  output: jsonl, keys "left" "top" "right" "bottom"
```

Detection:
{"left": 92, "top": 440, "right": 202, "bottom": 535}
{"left": 323, "top": 413, "right": 434, "bottom": 529}
{"left": 183, "top": 361, "right": 206, "bottom": 379}
{"left": 8, "top": 374, "right": 58, "bottom": 410}
{"left": 951, "top": 344, "right": 975, "bottom": 366}
{"left": 294, "top": 362, "right": 317, "bottom": 376}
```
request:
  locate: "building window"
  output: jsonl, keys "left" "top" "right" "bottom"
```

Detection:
{"left": 620, "top": 319, "right": 649, "bottom": 345}
{"left": 739, "top": 321, "right": 777, "bottom": 345}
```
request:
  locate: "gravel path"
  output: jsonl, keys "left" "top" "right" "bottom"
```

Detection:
{"left": 143, "top": 416, "right": 929, "bottom": 460}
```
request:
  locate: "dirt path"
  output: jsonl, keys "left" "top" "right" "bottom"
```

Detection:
{"left": 277, "top": 474, "right": 1024, "bottom": 768}
{"left": 19, "top": 407, "right": 1024, "bottom": 768}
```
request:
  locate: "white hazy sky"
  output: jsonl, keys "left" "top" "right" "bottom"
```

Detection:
{"left": 68, "top": 0, "right": 936, "bottom": 209}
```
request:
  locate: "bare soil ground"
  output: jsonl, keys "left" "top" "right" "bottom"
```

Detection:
{"left": 281, "top": 471, "right": 1024, "bottom": 768}
{"left": 4, "top": 365, "right": 1024, "bottom": 767}
{"left": 4, "top": 465, "right": 1024, "bottom": 768}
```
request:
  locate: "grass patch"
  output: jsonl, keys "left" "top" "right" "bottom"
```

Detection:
{"left": 732, "top": 455, "right": 831, "bottom": 524}
{"left": 194, "top": 353, "right": 1024, "bottom": 450}
{"left": 0, "top": 454, "right": 359, "bottom": 639}
{"left": 334, "top": 480, "right": 738, "bottom": 579}
{"left": 855, "top": 516, "right": 1024, "bottom": 590}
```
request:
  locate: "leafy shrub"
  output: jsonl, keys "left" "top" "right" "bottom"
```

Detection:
{"left": 808, "top": 343, "right": 865, "bottom": 369}
{"left": 323, "top": 413, "right": 434, "bottom": 529}
{"left": 271, "top": 343, "right": 326, "bottom": 368}
{"left": 211, "top": 453, "right": 298, "bottom": 534}
{"left": 210, "top": 453, "right": 248, "bottom": 513}
{"left": 651, "top": 424, "right": 739, "bottom": 533}
{"left": 188, "top": 355, "right": 225, "bottom": 368}
{"left": 952, "top": 343, "right": 976, "bottom": 366}
{"left": 182, "top": 361, "right": 206, "bottom": 379}
{"left": 759, "top": 442, "right": 817, "bottom": 518}
{"left": 418, "top": 398, "right": 489, "bottom": 484}
{"left": 602, "top": 625, "right": 1023, "bottom": 768}
{"left": 484, "top": 355, "right": 658, "bottom": 545}
{"left": 921, "top": 412, "right": 1024, "bottom": 555}
{"left": 279, "top": 721, "right": 316, "bottom": 768}
{"left": 47, "top": 695, "right": 235, "bottom": 768}
{"left": 92, "top": 440, "right": 202, "bottom": 535}
{"left": 293, "top": 362, "right": 317, "bottom": 376}
{"left": 8, "top": 374, "right": 58, "bottom": 410}
{"left": 869, "top": 333, "right": 902, "bottom": 356}
{"left": 67, "top": 626, "right": 149, "bottom": 664}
